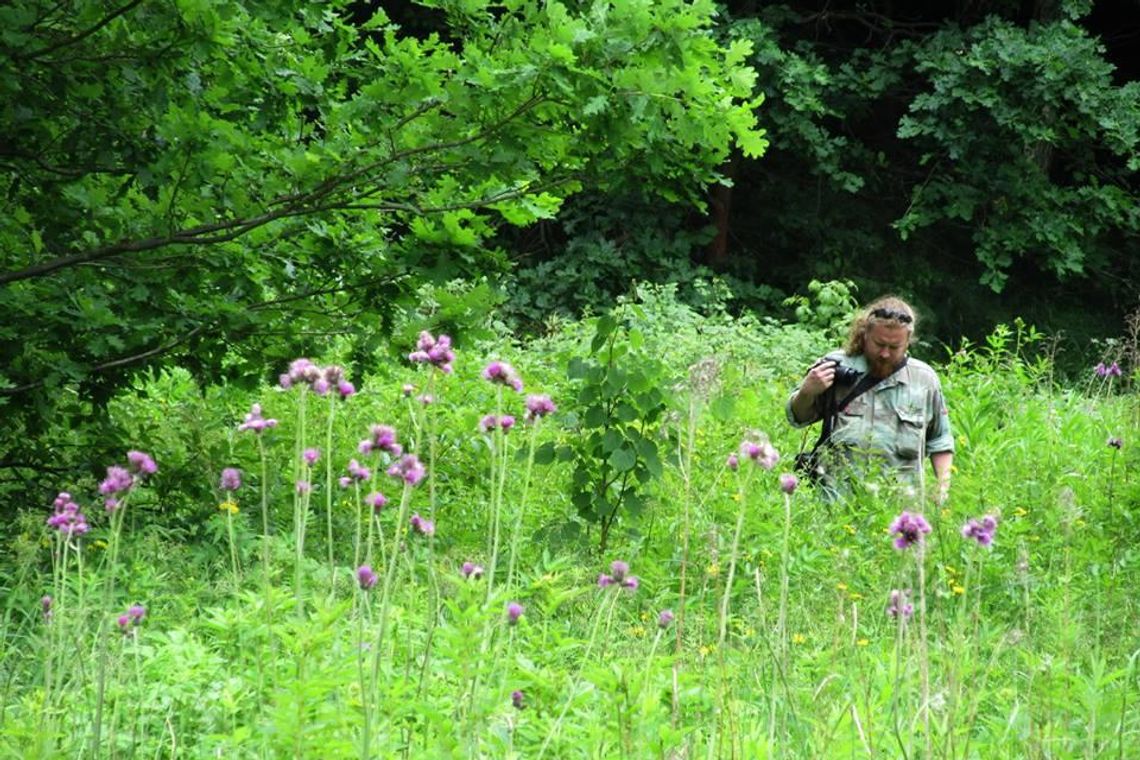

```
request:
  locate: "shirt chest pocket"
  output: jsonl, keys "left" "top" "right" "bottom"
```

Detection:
{"left": 894, "top": 408, "right": 926, "bottom": 459}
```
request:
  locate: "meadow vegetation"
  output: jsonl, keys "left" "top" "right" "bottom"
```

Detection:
{"left": 2, "top": 286, "right": 1138, "bottom": 758}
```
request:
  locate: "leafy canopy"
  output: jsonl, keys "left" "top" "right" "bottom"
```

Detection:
{"left": 0, "top": 0, "right": 766, "bottom": 486}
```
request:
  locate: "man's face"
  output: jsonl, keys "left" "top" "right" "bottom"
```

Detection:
{"left": 863, "top": 322, "right": 910, "bottom": 378}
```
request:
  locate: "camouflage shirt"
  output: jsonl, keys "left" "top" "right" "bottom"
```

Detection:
{"left": 786, "top": 352, "right": 954, "bottom": 486}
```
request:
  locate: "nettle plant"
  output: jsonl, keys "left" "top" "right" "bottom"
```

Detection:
{"left": 538, "top": 313, "right": 668, "bottom": 552}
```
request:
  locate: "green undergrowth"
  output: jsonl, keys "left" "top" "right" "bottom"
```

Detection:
{"left": 1, "top": 291, "right": 1138, "bottom": 758}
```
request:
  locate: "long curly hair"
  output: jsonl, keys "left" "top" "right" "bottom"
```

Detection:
{"left": 843, "top": 295, "right": 917, "bottom": 356}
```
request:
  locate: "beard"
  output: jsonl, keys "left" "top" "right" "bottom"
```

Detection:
{"left": 869, "top": 358, "right": 898, "bottom": 378}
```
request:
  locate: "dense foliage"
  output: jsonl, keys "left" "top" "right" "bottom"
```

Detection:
{"left": 0, "top": 0, "right": 764, "bottom": 497}
{"left": 1, "top": 296, "right": 1137, "bottom": 756}
{"left": 503, "top": 0, "right": 1140, "bottom": 340}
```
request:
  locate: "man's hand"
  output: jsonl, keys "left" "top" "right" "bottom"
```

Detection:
{"left": 800, "top": 359, "right": 839, "bottom": 400}
{"left": 790, "top": 359, "right": 838, "bottom": 424}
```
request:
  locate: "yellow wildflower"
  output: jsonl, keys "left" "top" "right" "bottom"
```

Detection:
{"left": 856, "top": 638, "right": 869, "bottom": 647}
{"left": 731, "top": 493, "right": 742, "bottom": 502}
{"left": 952, "top": 585, "right": 965, "bottom": 595}
{"left": 698, "top": 644, "right": 713, "bottom": 658}
{"left": 1013, "top": 507, "right": 1028, "bottom": 517}
{"left": 640, "top": 611, "right": 649, "bottom": 622}
{"left": 944, "top": 565, "right": 957, "bottom": 575}
{"left": 706, "top": 562, "right": 720, "bottom": 578}
{"left": 218, "top": 500, "right": 239, "bottom": 515}
{"left": 844, "top": 524, "right": 856, "bottom": 535}
{"left": 835, "top": 582, "right": 848, "bottom": 592}
{"left": 93, "top": 539, "right": 108, "bottom": 550}
{"left": 629, "top": 625, "right": 646, "bottom": 639}
{"left": 848, "top": 592, "right": 863, "bottom": 601}
{"left": 792, "top": 633, "right": 806, "bottom": 645}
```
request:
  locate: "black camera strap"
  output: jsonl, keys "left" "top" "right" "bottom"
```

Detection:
{"left": 804, "top": 356, "right": 909, "bottom": 458}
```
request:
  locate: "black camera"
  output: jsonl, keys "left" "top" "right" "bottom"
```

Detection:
{"left": 833, "top": 362, "right": 861, "bottom": 385}
{"left": 814, "top": 359, "right": 861, "bottom": 386}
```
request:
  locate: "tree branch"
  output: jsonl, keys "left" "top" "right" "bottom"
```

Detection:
{"left": 17, "top": 0, "right": 146, "bottom": 62}
{"left": 0, "top": 93, "right": 550, "bottom": 287}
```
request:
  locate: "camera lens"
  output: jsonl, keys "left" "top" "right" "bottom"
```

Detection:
{"left": 834, "top": 364, "right": 861, "bottom": 385}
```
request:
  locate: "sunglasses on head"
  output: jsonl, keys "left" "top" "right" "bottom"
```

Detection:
{"left": 870, "top": 307, "right": 913, "bottom": 324}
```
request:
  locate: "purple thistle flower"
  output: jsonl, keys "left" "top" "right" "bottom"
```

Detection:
{"left": 525, "top": 394, "right": 556, "bottom": 423}
{"left": 889, "top": 511, "right": 932, "bottom": 550}
{"left": 1108, "top": 361, "right": 1123, "bottom": 377}
{"left": 621, "top": 576, "right": 639, "bottom": 591}
{"left": 387, "top": 454, "right": 426, "bottom": 486}
{"left": 961, "top": 514, "right": 998, "bottom": 547}
{"left": 506, "top": 602, "right": 524, "bottom": 625}
{"left": 302, "top": 448, "right": 321, "bottom": 466}
{"left": 220, "top": 468, "right": 242, "bottom": 492}
{"left": 337, "top": 380, "right": 356, "bottom": 399}
{"left": 480, "top": 414, "right": 515, "bottom": 433}
{"left": 726, "top": 453, "right": 739, "bottom": 471}
{"left": 237, "top": 403, "right": 278, "bottom": 434}
{"left": 295, "top": 480, "right": 311, "bottom": 494}
{"left": 338, "top": 476, "right": 353, "bottom": 489}
{"left": 126, "top": 451, "right": 158, "bottom": 477}
{"left": 103, "top": 498, "right": 119, "bottom": 513}
{"left": 408, "top": 331, "right": 455, "bottom": 373}
{"left": 462, "top": 561, "right": 484, "bottom": 580}
{"left": 1095, "top": 362, "right": 1108, "bottom": 377}
{"left": 511, "top": 690, "right": 525, "bottom": 710}
{"left": 371, "top": 425, "right": 401, "bottom": 454}
{"left": 128, "top": 604, "right": 146, "bottom": 624}
{"left": 597, "top": 574, "right": 614, "bottom": 588}
{"left": 98, "top": 466, "right": 133, "bottom": 496}
{"left": 356, "top": 565, "right": 378, "bottom": 590}
{"left": 658, "top": 609, "right": 675, "bottom": 629}
{"left": 1108, "top": 436, "right": 1124, "bottom": 449}
{"left": 47, "top": 492, "right": 90, "bottom": 536}
{"left": 402, "top": 383, "right": 415, "bottom": 397}
{"left": 740, "top": 438, "right": 780, "bottom": 470}
{"left": 311, "top": 378, "right": 330, "bottom": 397}
{"left": 418, "top": 394, "right": 434, "bottom": 406}
{"left": 282, "top": 358, "right": 321, "bottom": 389}
{"left": 117, "top": 614, "right": 131, "bottom": 633}
{"left": 609, "top": 560, "right": 630, "bottom": 582}
{"left": 886, "top": 589, "right": 913, "bottom": 619}
{"left": 364, "top": 492, "right": 388, "bottom": 512}
{"left": 42, "top": 595, "right": 53, "bottom": 621}
{"left": 482, "top": 361, "right": 524, "bottom": 392}
{"left": 410, "top": 513, "right": 435, "bottom": 537}
{"left": 779, "top": 473, "right": 798, "bottom": 494}
{"left": 322, "top": 365, "right": 345, "bottom": 385}
{"left": 346, "top": 459, "right": 371, "bottom": 482}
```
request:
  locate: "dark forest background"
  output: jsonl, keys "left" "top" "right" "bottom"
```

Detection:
{"left": 493, "top": 0, "right": 1140, "bottom": 344}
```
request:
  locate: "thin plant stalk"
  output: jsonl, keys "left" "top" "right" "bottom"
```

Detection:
{"left": 485, "top": 387, "right": 506, "bottom": 598}
{"left": 91, "top": 498, "right": 129, "bottom": 755}
{"left": 369, "top": 481, "right": 416, "bottom": 703}
{"left": 537, "top": 590, "right": 622, "bottom": 759}
{"left": 292, "top": 390, "right": 310, "bottom": 621}
{"left": 226, "top": 507, "right": 241, "bottom": 589}
{"left": 505, "top": 420, "right": 541, "bottom": 591}
{"left": 325, "top": 394, "right": 337, "bottom": 597}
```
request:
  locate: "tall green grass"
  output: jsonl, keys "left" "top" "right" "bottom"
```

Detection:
{"left": 1, "top": 296, "right": 1137, "bottom": 758}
